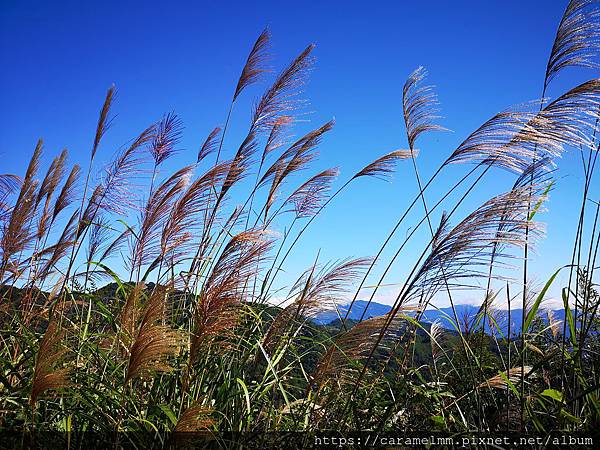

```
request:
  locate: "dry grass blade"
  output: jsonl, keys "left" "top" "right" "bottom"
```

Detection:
{"left": 30, "top": 319, "right": 71, "bottom": 406}
{"left": 403, "top": 67, "right": 446, "bottom": 148}
{"left": 233, "top": 28, "right": 271, "bottom": 102}
{"left": 545, "top": 0, "right": 600, "bottom": 87}
{"left": 352, "top": 150, "right": 413, "bottom": 180}
{"left": 125, "top": 285, "right": 183, "bottom": 383}
{"left": 92, "top": 86, "right": 115, "bottom": 159}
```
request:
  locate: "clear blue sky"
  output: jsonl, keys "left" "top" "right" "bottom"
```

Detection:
{"left": 1, "top": 0, "right": 596, "bottom": 307}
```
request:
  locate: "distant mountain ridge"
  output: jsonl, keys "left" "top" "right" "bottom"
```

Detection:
{"left": 314, "top": 300, "right": 566, "bottom": 335}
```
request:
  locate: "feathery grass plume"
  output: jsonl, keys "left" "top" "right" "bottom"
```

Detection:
{"left": 0, "top": 179, "right": 39, "bottom": 279}
{"left": 447, "top": 80, "right": 600, "bottom": 173}
{"left": 502, "top": 79, "right": 600, "bottom": 171}
{"left": 36, "top": 213, "right": 52, "bottom": 250}
{"left": 30, "top": 318, "right": 71, "bottom": 407}
{"left": 36, "top": 210, "right": 79, "bottom": 282}
{"left": 546, "top": 309, "right": 562, "bottom": 338}
{"left": 0, "top": 174, "right": 21, "bottom": 222}
{"left": 0, "top": 174, "right": 20, "bottom": 201}
{"left": 150, "top": 112, "right": 184, "bottom": 166}
{"left": 40, "top": 276, "right": 65, "bottom": 311}
{"left": 233, "top": 28, "right": 271, "bottom": 102}
{"left": 197, "top": 127, "right": 221, "bottom": 163}
{"left": 78, "top": 188, "right": 102, "bottom": 241}
{"left": 481, "top": 157, "right": 553, "bottom": 337}
{"left": 80, "top": 126, "right": 154, "bottom": 232}
{"left": 97, "top": 126, "right": 155, "bottom": 213}
{"left": 278, "top": 120, "right": 335, "bottom": 162}
{"left": 513, "top": 156, "right": 554, "bottom": 190}
{"left": 118, "top": 282, "right": 145, "bottom": 351}
{"left": 403, "top": 67, "right": 446, "bottom": 149}
{"left": 91, "top": 86, "right": 115, "bottom": 159}
{"left": 36, "top": 150, "right": 68, "bottom": 240}
{"left": 52, "top": 164, "right": 80, "bottom": 221}
{"left": 283, "top": 168, "right": 339, "bottom": 219}
{"left": 264, "top": 257, "right": 370, "bottom": 349}
{"left": 190, "top": 229, "right": 273, "bottom": 362}
{"left": 312, "top": 312, "right": 405, "bottom": 389}
{"left": 20, "top": 139, "right": 43, "bottom": 195}
{"left": 174, "top": 403, "right": 215, "bottom": 432}
{"left": 545, "top": 0, "right": 600, "bottom": 88}
{"left": 404, "top": 186, "right": 543, "bottom": 305}
{"left": 352, "top": 150, "right": 414, "bottom": 180}
{"left": 261, "top": 121, "right": 334, "bottom": 216}
{"left": 217, "top": 130, "right": 259, "bottom": 204}
{"left": 86, "top": 216, "right": 111, "bottom": 267}
{"left": 36, "top": 149, "right": 67, "bottom": 206}
{"left": 125, "top": 284, "right": 182, "bottom": 383}
{"left": 260, "top": 121, "right": 332, "bottom": 189}
{"left": 475, "top": 290, "right": 503, "bottom": 331}
{"left": 3, "top": 140, "right": 43, "bottom": 260}
{"left": 252, "top": 44, "right": 315, "bottom": 131}
{"left": 213, "top": 29, "right": 271, "bottom": 164}
{"left": 160, "top": 162, "right": 230, "bottom": 266}
{"left": 97, "top": 227, "right": 130, "bottom": 265}
{"left": 444, "top": 106, "right": 544, "bottom": 173}
{"left": 485, "top": 158, "right": 553, "bottom": 277}
{"left": 131, "top": 165, "right": 193, "bottom": 273}
{"left": 430, "top": 319, "right": 444, "bottom": 362}
{"left": 479, "top": 366, "right": 532, "bottom": 389}
{"left": 261, "top": 115, "right": 293, "bottom": 164}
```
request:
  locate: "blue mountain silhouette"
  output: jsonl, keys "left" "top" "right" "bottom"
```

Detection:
{"left": 314, "top": 300, "right": 566, "bottom": 335}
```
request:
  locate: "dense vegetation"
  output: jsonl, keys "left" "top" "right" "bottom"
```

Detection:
{"left": 1, "top": 0, "right": 600, "bottom": 447}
